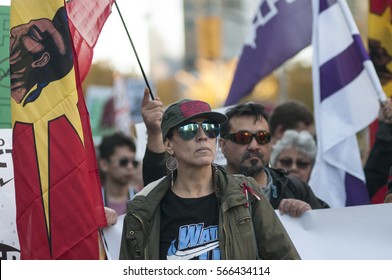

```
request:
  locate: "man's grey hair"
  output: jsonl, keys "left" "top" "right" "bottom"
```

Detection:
{"left": 270, "top": 130, "right": 317, "bottom": 166}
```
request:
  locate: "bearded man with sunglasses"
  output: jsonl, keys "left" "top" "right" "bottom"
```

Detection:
{"left": 141, "top": 90, "right": 328, "bottom": 218}
{"left": 219, "top": 103, "right": 328, "bottom": 216}
{"left": 121, "top": 96, "right": 299, "bottom": 260}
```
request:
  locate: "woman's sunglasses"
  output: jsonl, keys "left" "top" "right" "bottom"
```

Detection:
{"left": 177, "top": 122, "right": 220, "bottom": 140}
{"left": 224, "top": 130, "right": 271, "bottom": 145}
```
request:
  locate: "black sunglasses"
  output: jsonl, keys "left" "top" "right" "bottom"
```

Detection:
{"left": 114, "top": 158, "right": 139, "bottom": 168}
{"left": 224, "top": 130, "right": 271, "bottom": 145}
{"left": 278, "top": 158, "right": 311, "bottom": 169}
{"left": 177, "top": 121, "right": 220, "bottom": 141}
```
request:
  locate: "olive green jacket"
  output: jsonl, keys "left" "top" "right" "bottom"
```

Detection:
{"left": 119, "top": 166, "right": 300, "bottom": 260}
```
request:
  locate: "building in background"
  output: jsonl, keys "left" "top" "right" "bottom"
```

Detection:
{"left": 87, "top": 0, "right": 368, "bottom": 110}
{"left": 183, "top": 0, "right": 257, "bottom": 68}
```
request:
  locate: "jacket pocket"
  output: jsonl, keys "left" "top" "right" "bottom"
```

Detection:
{"left": 236, "top": 216, "right": 252, "bottom": 233}
{"left": 233, "top": 206, "right": 253, "bottom": 234}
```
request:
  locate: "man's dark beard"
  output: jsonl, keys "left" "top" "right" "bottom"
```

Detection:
{"left": 238, "top": 151, "right": 265, "bottom": 177}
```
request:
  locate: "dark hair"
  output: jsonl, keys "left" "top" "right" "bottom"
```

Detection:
{"left": 99, "top": 132, "right": 136, "bottom": 160}
{"left": 220, "top": 102, "right": 270, "bottom": 137}
{"left": 270, "top": 101, "right": 313, "bottom": 136}
{"left": 166, "top": 129, "right": 174, "bottom": 140}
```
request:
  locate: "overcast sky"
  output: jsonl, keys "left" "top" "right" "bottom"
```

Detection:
{"left": 93, "top": 0, "right": 184, "bottom": 74}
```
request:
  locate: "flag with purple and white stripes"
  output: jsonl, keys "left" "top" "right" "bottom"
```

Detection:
{"left": 224, "top": 0, "right": 312, "bottom": 106}
{"left": 309, "top": 0, "right": 385, "bottom": 208}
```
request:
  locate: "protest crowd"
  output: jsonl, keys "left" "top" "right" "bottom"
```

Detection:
{"left": 2, "top": 0, "right": 392, "bottom": 263}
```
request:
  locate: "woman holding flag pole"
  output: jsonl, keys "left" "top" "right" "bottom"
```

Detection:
{"left": 120, "top": 96, "right": 300, "bottom": 260}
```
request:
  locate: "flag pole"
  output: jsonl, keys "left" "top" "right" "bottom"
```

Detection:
{"left": 114, "top": 1, "right": 155, "bottom": 100}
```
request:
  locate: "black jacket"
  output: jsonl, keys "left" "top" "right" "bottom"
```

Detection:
{"left": 364, "top": 121, "right": 392, "bottom": 198}
{"left": 266, "top": 168, "right": 329, "bottom": 209}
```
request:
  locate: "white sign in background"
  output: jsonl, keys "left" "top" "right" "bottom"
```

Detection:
{"left": 0, "top": 128, "right": 20, "bottom": 259}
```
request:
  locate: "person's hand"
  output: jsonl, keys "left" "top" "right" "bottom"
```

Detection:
{"left": 104, "top": 207, "right": 118, "bottom": 227}
{"left": 141, "top": 88, "right": 163, "bottom": 136}
{"left": 141, "top": 88, "right": 166, "bottom": 153}
{"left": 379, "top": 98, "right": 392, "bottom": 124}
{"left": 278, "top": 198, "right": 311, "bottom": 217}
{"left": 385, "top": 193, "right": 392, "bottom": 203}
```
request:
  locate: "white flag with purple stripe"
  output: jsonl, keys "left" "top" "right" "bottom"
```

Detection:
{"left": 309, "top": 0, "right": 385, "bottom": 208}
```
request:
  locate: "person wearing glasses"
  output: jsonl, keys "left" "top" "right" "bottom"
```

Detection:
{"left": 98, "top": 132, "right": 141, "bottom": 226}
{"left": 219, "top": 103, "right": 328, "bottom": 216}
{"left": 120, "top": 98, "right": 300, "bottom": 260}
{"left": 140, "top": 90, "right": 327, "bottom": 217}
{"left": 270, "top": 130, "right": 316, "bottom": 184}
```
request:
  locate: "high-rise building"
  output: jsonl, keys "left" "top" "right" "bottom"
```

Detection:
{"left": 183, "top": 0, "right": 258, "bottom": 70}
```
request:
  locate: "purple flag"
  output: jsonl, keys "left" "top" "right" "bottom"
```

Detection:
{"left": 225, "top": 0, "right": 312, "bottom": 105}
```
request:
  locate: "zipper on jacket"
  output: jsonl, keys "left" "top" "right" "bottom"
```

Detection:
{"left": 271, "top": 185, "right": 278, "bottom": 198}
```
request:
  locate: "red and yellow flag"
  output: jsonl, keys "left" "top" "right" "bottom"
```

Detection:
{"left": 369, "top": 0, "right": 392, "bottom": 97}
{"left": 10, "top": 0, "right": 113, "bottom": 259}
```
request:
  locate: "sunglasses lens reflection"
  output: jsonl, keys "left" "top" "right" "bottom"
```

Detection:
{"left": 229, "top": 131, "right": 271, "bottom": 145}
{"left": 178, "top": 122, "right": 219, "bottom": 140}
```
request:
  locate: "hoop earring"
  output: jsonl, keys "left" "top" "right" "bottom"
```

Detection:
{"left": 166, "top": 155, "right": 178, "bottom": 187}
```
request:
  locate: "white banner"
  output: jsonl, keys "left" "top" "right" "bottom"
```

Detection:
{"left": 101, "top": 215, "right": 125, "bottom": 260}
{"left": 103, "top": 203, "right": 392, "bottom": 260}
{"left": 0, "top": 129, "right": 20, "bottom": 260}
{"left": 277, "top": 203, "right": 392, "bottom": 259}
